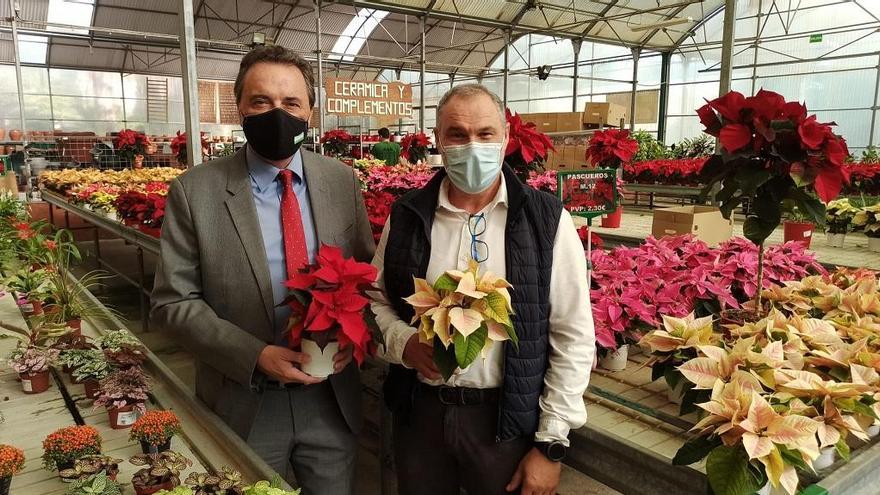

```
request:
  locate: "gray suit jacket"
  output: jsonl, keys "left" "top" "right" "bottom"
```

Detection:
{"left": 150, "top": 146, "right": 375, "bottom": 439}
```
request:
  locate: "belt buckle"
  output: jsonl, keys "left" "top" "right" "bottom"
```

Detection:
{"left": 438, "top": 387, "right": 458, "bottom": 406}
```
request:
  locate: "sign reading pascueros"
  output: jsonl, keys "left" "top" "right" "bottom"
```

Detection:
{"left": 325, "top": 78, "right": 413, "bottom": 117}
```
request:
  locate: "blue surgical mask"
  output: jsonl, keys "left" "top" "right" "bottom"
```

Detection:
{"left": 441, "top": 141, "right": 504, "bottom": 194}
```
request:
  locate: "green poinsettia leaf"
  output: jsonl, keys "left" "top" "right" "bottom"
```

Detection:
{"left": 743, "top": 216, "right": 778, "bottom": 246}
{"left": 835, "top": 436, "right": 850, "bottom": 461}
{"left": 432, "top": 336, "right": 458, "bottom": 381}
{"left": 482, "top": 292, "right": 511, "bottom": 325}
{"left": 672, "top": 435, "right": 721, "bottom": 466}
{"left": 706, "top": 445, "right": 763, "bottom": 495}
{"left": 432, "top": 274, "right": 458, "bottom": 292}
{"left": 454, "top": 324, "right": 487, "bottom": 370}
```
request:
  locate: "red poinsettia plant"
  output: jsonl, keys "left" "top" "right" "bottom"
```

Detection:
{"left": 283, "top": 245, "right": 379, "bottom": 365}
{"left": 587, "top": 129, "right": 638, "bottom": 168}
{"left": 113, "top": 129, "right": 151, "bottom": 163}
{"left": 505, "top": 109, "right": 555, "bottom": 181}
{"left": 400, "top": 132, "right": 430, "bottom": 164}
{"left": 362, "top": 190, "right": 394, "bottom": 243}
{"left": 170, "top": 131, "right": 209, "bottom": 166}
{"left": 321, "top": 129, "right": 354, "bottom": 157}
{"left": 697, "top": 89, "right": 850, "bottom": 313}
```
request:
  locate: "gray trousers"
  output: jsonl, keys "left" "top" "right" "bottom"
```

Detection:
{"left": 393, "top": 386, "right": 532, "bottom": 495}
{"left": 246, "top": 381, "right": 357, "bottom": 495}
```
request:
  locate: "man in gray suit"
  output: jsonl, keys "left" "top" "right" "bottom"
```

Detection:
{"left": 151, "top": 46, "right": 374, "bottom": 494}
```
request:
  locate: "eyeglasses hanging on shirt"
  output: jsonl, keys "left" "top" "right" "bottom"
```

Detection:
{"left": 468, "top": 213, "right": 489, "bottom": 264}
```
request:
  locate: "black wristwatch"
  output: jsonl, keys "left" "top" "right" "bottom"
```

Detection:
{"left": 534, "top": 441, "right": 566, "bottom": 462}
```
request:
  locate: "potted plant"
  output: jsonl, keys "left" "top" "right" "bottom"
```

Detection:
{"left": 183, "top": 467, "right": 245, "bottom": 494}
{"left": 586, "top": 129, "right": 638, "bottom": 228}
{"left": 852, "top": 202, "right": 880, "bottom": 252}
{"left": 697, "top": 89, "right": 850, "bottom": 319}
{"left": 66, "top": 471, "right": 123, "bottom": 495}
{"left": 242, "top": 479, "right": 300, "bottom": 495}
{"left": 400, "top": 132, "right": 430, "bottom": 165}
{"left": 94, "top": 366, "right": 151, "bottom": 429}
{"left": 59, "top": 455, "right": 122, "bottom": 482}
{"left": 824, "top": 198, "right": 857, "bottom": 247}
{"left": 320, "top": 129, "right": 354, "bottom": 158}
{"left": 129, "top": 451, "right": 192, "bottom": 495}
{"left": 0, "top": 444, "right": 24, "bottom": 495}
{"left": 781, "top": 205, "right": 815, "bottom": 248}
{"left": 113, "top": 129, "right": 151, "bottom": 170}
{"left": 130, "top": 411, "right": 182, "bottom": 454}
{"left": 44, "top": 235, "right": 115, "bottom": 333}
{"left": 4, "top": 266, "right": 51, "bottom": 316}
{"left": 282, "top": 245, "right": 379, "bottom": 378}
{"left": 42, "top": 425, "right": 102, "bottom": 473}
{"left": 103, "top": 343, "right": 149, "bottom": 369}
{"left": 170, "top": 131, "right": 209, "bottom": 167}
{"left": 55, "top": 332, "right": 95, "bottom": 374}
{"left": 97, "top": 329, "right": 142, "bottom": 351}
{"left": 505, "top": 110, "right": 555, "bottom": 182}
{"left": 7, "top": 346, "right": 59, "bottom": 394}
{"left": 58, "top": 348, "right": 95, "bottom": 384}
{"left": 404, "top": 260, "right": 517, "bottom": 380}
{"left": 70, "top": 349, "right": 113, "bottom": 399}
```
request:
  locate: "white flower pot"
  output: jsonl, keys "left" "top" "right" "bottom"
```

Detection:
{"left": 84, "top": 204, "right": 93, "bottom": 211}
{"left": 869, "top": 237, "right": 880, "bottom": 253}
{"left": 106, "top": 211, "right": 118, "bottom": 221}
{"left": 813, "top": 446, "right": 836, "bottom": 470}
{"left": 301, "top": 339, "right": 338, "bottom": 378}
{"left": 867, "top": 425, "right": 880, "bottom": 438}
{"left": 667, "top": 378, "right": 686, "bottom": 405}
{"left": 598, "top": 344, "right": 629, "bottom": 371}
{"left": 826, "top": 233, "right": 846, "bottom": 248}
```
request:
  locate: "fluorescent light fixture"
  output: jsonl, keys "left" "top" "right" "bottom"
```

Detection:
{"left": 629, "top": 17, "right": 693, "bottom": 32}
{"left": 251, "top": 32, "right": 266, "bottom": 46}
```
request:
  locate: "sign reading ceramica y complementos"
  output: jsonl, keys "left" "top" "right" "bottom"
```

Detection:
{"left": 557, "top": 169, "right": 617, "bottom": 219}
{"left": 325, "top": 78, "right": 413, "bottom": 117}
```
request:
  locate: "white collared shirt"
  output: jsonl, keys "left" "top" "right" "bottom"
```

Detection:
{"left": 370, "top": 175, "right": 596, "bottom": 445}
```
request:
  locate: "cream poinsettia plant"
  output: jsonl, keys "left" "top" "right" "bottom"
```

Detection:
{"left": 405, "top": 260, "right": 517, "bottom": 380}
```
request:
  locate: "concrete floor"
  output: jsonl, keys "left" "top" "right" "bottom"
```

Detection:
{"left": 70, "top": 236, "right": 620, "bottom": 495}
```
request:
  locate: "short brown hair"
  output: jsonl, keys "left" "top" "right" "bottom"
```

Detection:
{"left": 437, "top": 84, "right": 505, "bottom": 127}
{"left": 234, "top": 45, "right": 316, "bottom": 108}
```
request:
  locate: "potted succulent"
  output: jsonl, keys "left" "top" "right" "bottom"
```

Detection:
{"left": 67, "top": 471, "right": 123, "bottom": 495}
{"left": 130, "top": 410, "right": 182, "bottom": 454}
{"left": 852, "top": 202, "right": 880, "bottom": 252}
{"left": 586, "top": 129, "right": 638, "bottom": 228}
{"left": 825, "top": 198, "right": 858, "bottom": 248}
{"left": 129, "top": 451, "right": 192, "bottom": 495}
{"left": 7, "top": 346, "right": 59, "bottom": 394}
{"left": 282, "top": 245, "right": 379, "bottom": 378}
{"left": 0, "top": 444, "right": 25, "bottom": 495}
{"left": 59, "top": 455, "right": 122, "bottom": 482}
{"left": 42, "top": 425, "right": 102, "bottom": 473}
{"left": 183, "top": 467, "right": 245, "bottom": 494}
{"left": 781, "top": 204, "right": 815, "bottom": 248}
{"left": 95, "top": 366, "right": 151, "bottom": 429}
{"left": 70, "top": 350, "right": 113, "bottom": 399}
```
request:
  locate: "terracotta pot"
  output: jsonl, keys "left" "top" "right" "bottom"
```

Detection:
{"left": 83, "top": 379, "right": 100, "bottom": 399}
{"left": 601, "top": 206, "right": 623, "bottom": 228}
{"left": 108, "top": 404, "right": 141, "bottom": 429}
{"left": 20, "top": 370, "right": 50, "bottom": 394}
{"left": 0, "top": 475, "right": 11, "bottom": 495}
{"left": 19, "top": 298, "right": 43, "bottom": 317}
{"left": 133, "top": 480, "right": 176, "bottom": 495}
{"left": 139, "top": 438, "right": 171, "bottom": 455}
{"left": 9, "top": 129, "right": 21, "bottom": 141}
{"left": 67, "top": 319, "right": 82, "bottom": 333}
{"left": 783, "top": 221, "right": 813, "bottom": 248}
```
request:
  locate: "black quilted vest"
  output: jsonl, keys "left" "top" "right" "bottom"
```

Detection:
{"left": 382, "top": 164, "right": 562, "bottom": 441}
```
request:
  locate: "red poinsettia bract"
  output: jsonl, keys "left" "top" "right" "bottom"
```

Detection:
{"left": 505, "top": 109, "right": 555, "bottom": 164}
{"left": 400, "top": 132, "right": 431, "bottom": 162}
{"left": 587, "top": 129, "right": 638, "bottom": 168}
{"left": 284, "top": 245, "right": 378, "bottom": 365}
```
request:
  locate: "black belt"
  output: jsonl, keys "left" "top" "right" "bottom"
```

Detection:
{"left": 263, "top": 380, "right": 302, "bottom": 391}
{"left": 417, "top": 383, "right": 500, "bottom": 406}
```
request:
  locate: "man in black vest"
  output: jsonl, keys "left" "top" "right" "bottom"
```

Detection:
{"left": 370, "top": 84, "right": 595, "bottom": 495}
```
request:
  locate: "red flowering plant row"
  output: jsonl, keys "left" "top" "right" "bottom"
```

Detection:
{"left": 623, "top": 158, "right": 709, "bottom": 186}
{"left": 358, "top": 164, "right": 438, "bottom": 241}
{"left": 844, "top": 162, "right": 880, "bottom": 195}
{"left": 113, "top": 182, "right": 169, "bottom": 237}
{"left": 588, "top": 235, "right": 825, "bottom": 350}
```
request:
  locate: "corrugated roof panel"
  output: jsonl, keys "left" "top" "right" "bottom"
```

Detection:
{"left": 433, "top": 0, "right": 513, "bottom": 23}
{"left": 49, "top": 42, "right": 127, "bottom": 71}
{"left": 93, "top": 6, "right": 178, "bottom": 35}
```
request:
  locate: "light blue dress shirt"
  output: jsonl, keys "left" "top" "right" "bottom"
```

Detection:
{"left": 246, "top": 145, "right": 318, "bottom": 337}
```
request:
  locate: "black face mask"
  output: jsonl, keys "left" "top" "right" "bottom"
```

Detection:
{"left": 242, "top": 107, "right": 309, "bottom": 160}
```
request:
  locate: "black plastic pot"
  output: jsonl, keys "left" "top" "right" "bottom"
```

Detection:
{"left": 139, "top": 439, "right": 171, "bottom": 455}
{"left": 0, "top": 475, "right": 11, "bottom": 495}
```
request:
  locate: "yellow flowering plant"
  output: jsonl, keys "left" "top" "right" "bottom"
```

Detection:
{"left": 405, "top": 260, "right": 516, "bottom": 380}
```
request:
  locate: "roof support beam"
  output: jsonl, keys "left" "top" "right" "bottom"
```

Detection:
{"left": 179, "top": 0, "right": 202, "bottom": 167}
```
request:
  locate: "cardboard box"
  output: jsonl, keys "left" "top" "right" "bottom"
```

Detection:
{"left": 0, "top": 173, "right": 17, "bottom": 194}
{"left": 583, "top": 102, "right": 628, "bottom": 127}
{"left": 555, "top": 112, "right": 583, "bottom": 132}
{"left": 651, "top": 206, "right": 733, "bottom": 247}
{"left": 520, "top": 113, "right": 557, "bottom": 133}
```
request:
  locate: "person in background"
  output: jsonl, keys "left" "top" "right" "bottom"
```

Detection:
{"left": 151, "top": 45, "right": 374, "bottom": 495}
{"left": 371, "top": 127, "right": 401, "bottom": 165}
{"left": 370, "top": 83, "right": 595, "bottom": 495}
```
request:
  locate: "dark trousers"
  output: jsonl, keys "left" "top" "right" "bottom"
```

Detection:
{"left": 393, "top": 385, "right": 532, "bottom": 495}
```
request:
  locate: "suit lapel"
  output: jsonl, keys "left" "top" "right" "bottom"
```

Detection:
{"left": 224, "top": 149, "right": 275, "bottom": 326}
{"left": 301, "top": 151, "right": 335, "bottom": 247}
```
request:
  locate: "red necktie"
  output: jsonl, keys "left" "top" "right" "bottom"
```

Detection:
{"left": 278, "top": 169, "right": 309, "bottom": 277}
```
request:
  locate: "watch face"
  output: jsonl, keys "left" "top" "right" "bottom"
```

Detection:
{"left": 547, "top": 442, "right": 566, "bottom": 461}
